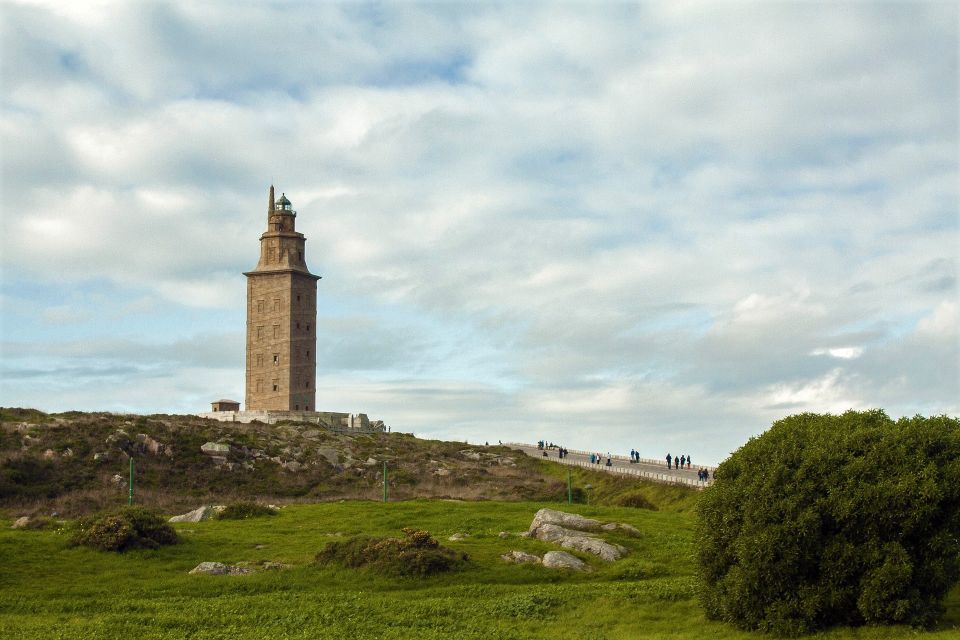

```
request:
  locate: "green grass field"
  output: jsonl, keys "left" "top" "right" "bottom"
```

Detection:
{"left": 1, "top": 500, "right": 957, "bottom": 639}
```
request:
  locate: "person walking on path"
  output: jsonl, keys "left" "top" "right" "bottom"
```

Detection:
{"left": 687, "top": 455, "right": 692, "bottom": 469}
{"left": 666, "top": 453, "right": 672, "bottom": 470}
{"left": 630, "top": 448, "right": 635, "bottom": 463}
{"left": 679, "top": 454, "right": 685, "bottom": 470}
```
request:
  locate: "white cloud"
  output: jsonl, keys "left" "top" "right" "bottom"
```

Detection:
{"left": 1, "top": 1, "right": 956, "bottom": 463}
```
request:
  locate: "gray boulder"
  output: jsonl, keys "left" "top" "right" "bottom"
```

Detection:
{"left": 11, "top": 516, "right": 31, "bottom": 529}
{"left": 528, "top": 508, "right": 603, "bottom": 533}
{"left": 201, "top": 442, "right": 230, "bottom": 456}
{"left": 531, "top": 523, "right": 627, "bottom": 561}
{"left": 169, "top": 505, "right": 225, "bottom": 523}
{"left": 525, "top": 509, "right": 629, "bottom": 561}
{"left": 542, "top": 551, "right": 589, "bottom": 571}
{"left": 189, "top": 562, "right": 250, "bottom": 575}
{"left": 501, "top": 550, "right": 541, "bottom": 564}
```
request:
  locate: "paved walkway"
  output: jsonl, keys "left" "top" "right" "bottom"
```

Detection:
{"left": 505, "top": 443, "right": 715, "bottom": 488}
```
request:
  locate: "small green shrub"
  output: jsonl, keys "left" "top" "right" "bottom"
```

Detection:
{"left": 615, "top": 492, "right": 658, "bottom": 510}
{"left": 70, "top": 507, "right": 178, "bottom": 552}
{"left": 216, "top": 502, "right": 278, "bottom": 520}
{"left": 697, "top": 411, "right": 960, "bottom": 636}
{"left": 316, "top": 527, "right": 467, "bottom": 577}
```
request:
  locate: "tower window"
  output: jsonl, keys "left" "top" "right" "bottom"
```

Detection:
{"left": 273, "top": 325, "right": 279, "bottom": 338}
{"left": 295, "top": 404, "right": 299, "bottom": 410}
{"left": 296, "top": 295, "right": 300, "bottom": 303}
{"left": 305, "top": 380, "right": 310, "bottom": 389}
{"left": 256, "top": 354, "right": 263, "bottom": 367}
{"left": 306, "top": 351, "right": 310, "bottom": 358}
{"left": 272, "top": 379, "right": 279, "bottom": 392}
{"left": 273, "top": 354, "right": 279, "bottom": 365}
{"left": 273, "top": 298, "right": 280, "bottom": 312}
{"left": 257, "top": 300, "right": 264, "bottom": 313}
{"left": 256, "top": 379, "right": 263, "bottom": 393}
{"left": 296, "top": 322, "right": 300, "bottom": 329}
{"left": 256, "top": 326, "right": 263, "bottom": 340}
{"left": 306, "top": 324, "right": 311, "bottom": 332}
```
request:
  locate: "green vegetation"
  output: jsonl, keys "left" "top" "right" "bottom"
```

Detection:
{"left": 316, "top": 527, "right": 468, "bottom": 577}
{"left": 536, "top": 459, "right": 697, "bottom": 511}
{"left": 0, "top": 409, "right": 601, "bottom": 515}
{"left": 2, "top": 500, "right": 957, "bottom": 639}
{"left": 697, "top": 411, "right": 960, "bottom": 636}
{"left": 216, "top": 502, "right": 278, "bottom": 520}
{"left": 70, "top": 506, "right": 178, "bottom": 552}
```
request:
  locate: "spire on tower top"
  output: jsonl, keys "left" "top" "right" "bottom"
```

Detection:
{"left": 268, "top": 185, "right": 276, "bottom": 212}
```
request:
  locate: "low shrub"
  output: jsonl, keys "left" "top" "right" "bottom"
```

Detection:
{"left": 316, "top": 528, "right": 467, "bottom": 577}
{"left": 70, "top": 507, "right": 178, "bottom": 552}
{"left": 615, "top": 492, "right": 658, "bottom": 510}
{"left": 216, "top": 502, "right": 278, "bottom": 520}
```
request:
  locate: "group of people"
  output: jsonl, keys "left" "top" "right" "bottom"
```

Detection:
{"left": 537, "top": 441, "right": 570, "bottom": 459}
{"left": 535, "top": 443, "right": 711, "bottom": 481}
{"left": 588, "top": 452, "right": 613, "bottom": 466}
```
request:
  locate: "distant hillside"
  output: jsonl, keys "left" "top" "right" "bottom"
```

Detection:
{"left": 0, "top": 408, "right": 698, "bottom": 516}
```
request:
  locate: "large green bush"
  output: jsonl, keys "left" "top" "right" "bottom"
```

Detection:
{"left": 70, "top": 507, "right": 178, "bottom": 552}
{"left": 316, "top": 527, "right": 467, "bottom": 577}
{"left": 696, "top": 410, "right": 960, "bottom": 636}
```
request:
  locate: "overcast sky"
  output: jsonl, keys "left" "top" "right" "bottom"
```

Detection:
{"left": 1, "top": 1, "right": 957, "bottom": 464}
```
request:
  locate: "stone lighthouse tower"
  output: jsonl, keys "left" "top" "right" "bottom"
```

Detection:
{"left": 243, "top": 186, "right": 320, "bottom": 411}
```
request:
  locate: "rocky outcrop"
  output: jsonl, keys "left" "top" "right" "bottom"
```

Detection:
{"left": 542, "top": 551, "right": 589, "bottom": 571}
{"left": 189, "top": 562, "right": 250, "bottom": 575}
{"left": 528, "top": 508, "right": 603, "bottom": 532}
{"left": 201, "top": 442, "right": 230, "bottom": 456}
{"left": 525, "top": 508, "right": 630, "bottom": 561}
{"left": 168, "top": 505, "right": 225, "bottom": 523}
{"left": 501, "top": 550, "right": 541, "bottom": 564}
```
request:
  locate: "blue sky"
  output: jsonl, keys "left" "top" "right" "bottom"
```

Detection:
{"left": 1, "top": 1, "right": 957, "bottom": 464}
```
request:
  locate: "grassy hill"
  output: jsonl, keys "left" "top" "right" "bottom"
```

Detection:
{"left": 2, "top": 500, "right": 958, "bottom": 640}
{"left": 0, "top": 408, "right": 697, "bottom": 517}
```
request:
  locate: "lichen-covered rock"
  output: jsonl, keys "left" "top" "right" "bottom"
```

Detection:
{"left": 528, "top": 508, "right": 603, "bottom": 533}
{"left": 201, "top": 442, "right": 230, "bottom": 456}
{"left": 531, "top": 523, "right": 627, "bottom": 561}
{"left": 11, "top": 516, "right": 31, "bottom": 529}
{"left": 501, "top": 550, "right": 541, "bottom": 564}
{"left": 525, "top": 509, "right": 629, "bottom": 561}
{"left": 542, "top": 551, "right": 589, "bottom": 571}
{"left": 188, "top": 562, "right": 250, "bottom": 575}
{"left": 168, "top": 505, "right": 224, "bottom": 523}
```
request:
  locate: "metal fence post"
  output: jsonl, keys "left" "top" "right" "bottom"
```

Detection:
{"left": 383, "top": 460, "right": 388, "bottom": 502}
{"left": 128, "top": 457, "right": 134, "bottom": 506}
